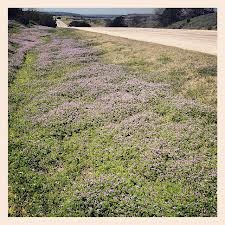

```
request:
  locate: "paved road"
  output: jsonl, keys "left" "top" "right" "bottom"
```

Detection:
{"left": 56, "top": 20, "right": 217, "bottom": 55}
{"left": 56, "top": 19, "right": 68, "bottom": 28}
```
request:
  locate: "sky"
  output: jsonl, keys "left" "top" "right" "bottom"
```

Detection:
{"left": 34, "top": 8, "right": 157, "bottom": 15}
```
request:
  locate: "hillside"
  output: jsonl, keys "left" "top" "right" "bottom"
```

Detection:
{"left": 8, "top": 20, "right": 216, "bottom": 216}
{"left": 107, "top": 9, "right": 216, "bottom": 29}
{"left": 168, "top": 13, "right": 217, "bottom": 30}
{"left": 59, "top": 15, "right": 110, "bottom": 27}
{"left": 122, "top": 14, "right": 161, "bottom": 28}
{"left": 49, "top": 11, "right": 81, "bottom": 17}
{"left": 54, "top": 9, "right": 217, "bottom": 29}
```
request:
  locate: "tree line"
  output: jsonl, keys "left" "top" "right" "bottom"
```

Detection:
{"left": 8, "top": 8, "right": 56, "bottom": 27}
{"left": 108, "top": 8, "right": 216, "bottom": 27}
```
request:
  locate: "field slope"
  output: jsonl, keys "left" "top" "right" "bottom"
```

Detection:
{"left": 168, "top": 13, "right": 217, "bottom": 30}
{"left": 8, "top": 23, "right": 217, "bottom": 217}
{"left": 62, "top": 25, "right": 217, "bottom": 55}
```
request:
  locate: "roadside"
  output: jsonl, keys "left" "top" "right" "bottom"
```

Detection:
{"left": 9, "top": 22, "right": 217, "bottom": 216}
{"left": 57, "top": 19, "right": 216, "bottom": 55}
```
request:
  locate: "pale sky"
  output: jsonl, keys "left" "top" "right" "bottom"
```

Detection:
{"left": 34, "top": 8, "right": 157, "bottom": 15}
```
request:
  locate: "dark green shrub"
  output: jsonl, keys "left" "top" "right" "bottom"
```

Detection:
{"left": 68, "top": 20, "right": 91, "bottom": 27}
{"left": 8, "top": 8, "right": 23, "bottom": 19}
{"left": 8, "top": 9, "right": 56, "bottom": 28}
{"left": 108, "top": 16, "right": 128, "bottom": 27}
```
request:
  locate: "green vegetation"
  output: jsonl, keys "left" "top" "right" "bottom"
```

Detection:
{"left": 82, "top": 31, "right": 216, "bottom": 105}
{"left": 8, "top": 8, "right": 56, "bottom": 27}
{"left": 60, "top": 16, "right": 108, "bottom": 27}
{"left": 159, "top": 8, "right": 215, "bottom": 27}
{"left": 41, "top": 35, "right": 52, "bottom": 44}
{"left": 103, "top": 8, "right": 216, "bottom": 29}
{"left": 9, "top": 24, "right": 217, "bottom": 216}
{"left": 8, "top": 21, "right": 23, "bottom": 34}
{"left": 168, "top": 13, "right": 217, "bottom": 30}
{"left": 68, "top": 20, "right": 91, "bottom": 27}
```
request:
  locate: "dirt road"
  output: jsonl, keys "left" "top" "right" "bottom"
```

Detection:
{"left": 56, "top": 19, "right": 217, "bottom": 55}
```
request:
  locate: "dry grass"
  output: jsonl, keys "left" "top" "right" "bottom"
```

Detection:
{"left": 74, "top": 29, "right": 216, "bottom": 106}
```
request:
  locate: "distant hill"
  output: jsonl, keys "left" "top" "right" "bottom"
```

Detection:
{"left": 55, "top": 8, "right": 217, "bottom": 30}
{"left": 168, "top": 13, "right": 217, "bottom": 30}
{"left": 159, "top": 8, "right": 216, "bottom": 27}
{"left": 122, "top": 14, "right": 161, "bottom": 28}
{"left": 107, "top": 14, "right": 161, "bottom": 27}
{"left": 48, "top": 11, "right": 81, "bottom": 17}
{"left": 107, "top": 9, "right": 217, "bottom": 29}
{"left": 82, "top": 14, "right": 117, "bottom": 19}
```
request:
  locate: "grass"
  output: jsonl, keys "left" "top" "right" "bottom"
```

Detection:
{"left": 8, "top": 20, "right": 23, "bottom": 35}
{"left": 41, "top": 35, "right": 52, "bottom": 44}
{"left": 75, "top": 29, "right": 216, "bottom": 106}
{"left": 8, "top": 24, "right": 217, "bottom": 217}
{"left": 168, "top": 13, "right": 217, "bottom": 30}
